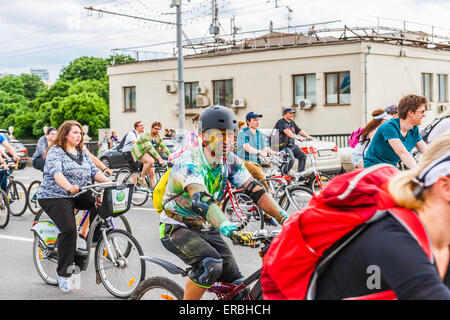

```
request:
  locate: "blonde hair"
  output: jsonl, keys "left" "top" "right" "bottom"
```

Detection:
{"left": 388, "top": 132, "right": 450, "bottom": 211}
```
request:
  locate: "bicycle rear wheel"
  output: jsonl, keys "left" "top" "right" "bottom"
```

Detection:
{"left": 8, "top": 181, "right": 28, "bottom": 216}
{"left": 278, "top": 185, "right": 313, "bottom": 214}
{"left": 115, "top": 167, "right": 132, "bottom": 184}
{"left": 94, "top": 229, "right": 146, "bottom": 298}
{"left": 310, "top": 173, "right": 332, "bottom": 193}
{"left": 124, "top": 172, "right": 150, "bottom": 206}
{"left": 130, "top": 276, "right": 184, "bottom": 300}
{"left": 27, "top": 180, "right": 43, "bottom": 215}
{"left": 0, "top": 189, "right": 10, "bottom": 229}
{"left": 32, "top": 234, "right": 58, "bottom": 285}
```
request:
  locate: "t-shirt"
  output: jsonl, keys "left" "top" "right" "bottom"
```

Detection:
{"left": 316, "top": 214, "right": 450, "bottom": 300}
{"left": 121, "top": 130, "right": 142, "bottom": 153}
{"left": 237, "top": 127, "right": 268, "bottom": 164}
{"left": 131, "top": 131, "right": 170, "bottom": 161}
{"left": 36, "top": 146, "right": 100, "bottom": 199}
{"left": 160, "top": 146, "right": 252, "bottom": 227}
{"left": 363, "top": 118, "right": 422, "bottom": 168}
{"left": 0, "top": 135, "right": 5, "bottom": 144}
{"left": 274, "top": 118, "right": 301, "bottom": 148}
{"left": 427, "top": 117, "right": 450, "bottom": 143}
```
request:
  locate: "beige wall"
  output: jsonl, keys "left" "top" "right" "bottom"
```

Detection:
{"left": 108, "top": 41, "right": 450, "bottom": 139}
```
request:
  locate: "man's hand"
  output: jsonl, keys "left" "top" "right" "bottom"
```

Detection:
{"left": 230, "top": 230, "right": 256, "bottom": 247}
{"left": 1, "top": 162, "right": 8, "bottom": 170}
{"left": 258, "top": 150, "right": 268, "bottom": 158}
{"left": 297, "top": 137, "right": 305, "bottom": 142}
{"left": 13, "top": 155, "right": 20, "bottom": 162}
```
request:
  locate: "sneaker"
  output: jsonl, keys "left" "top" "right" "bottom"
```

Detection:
{"left": 57, "top": 275, "right": 71, "bottom": 292}
{"left": 264, "top": 215, "right": 278, "bottom": 227}
{"left": 137, "top": 177, "right": 148, "bottom": 188}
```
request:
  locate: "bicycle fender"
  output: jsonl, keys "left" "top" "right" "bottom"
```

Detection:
{"left": 139, "top": 256, "right": 185, "bottom": 275}
{"left": 31, "top": 220, "right": 60, "bottom": 247}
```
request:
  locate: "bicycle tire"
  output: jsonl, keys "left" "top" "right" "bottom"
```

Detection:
{"left": 32, "top": 233, "right": 58, "bottom": 286}
{"left": 8, "top": 180, "right": 29, "bottom": 216}
{"left": 115, "top": 167, "right": 132, "bottom": 184}
{"left": 94, "top": 229, "right": 146, "bottom": 298}
{"left": 278, "top": 185, "right": 313, "bottom": 214}
{"left": 222, "top": 191, "right": 264, "bottom": 232}
{"left": 130, "top": 276, "right": 184, "bottom": 300}
{"left": 124, "top": 172, "right": 150, "bottom": 207}
{"left": 310, "top": 173, "right": 332, "bottom": 193}
{"left": 0, "top": 189, "right": 10, "bottom": 229}
{"left": 27, "top": 180, "right": 43, "bottom": 215}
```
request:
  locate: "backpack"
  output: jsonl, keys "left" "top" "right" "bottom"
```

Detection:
{"left": 260, "top": 164, "right": 433, "bottom": 300}
{"left": 152, "top": 168, "right": 172, "bottom": 215}
{"left": 348, "top": 127, "right": 363, "bottom": 148}
{"left": 118, "top": 130, "right": 137, "bottom": 151}
{"left": 420, "top": 115, "right": 450, "bottom": 144}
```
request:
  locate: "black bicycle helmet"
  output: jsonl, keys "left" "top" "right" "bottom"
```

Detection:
{"left": 198, "top": 105, "right": 238, "bottom": 133}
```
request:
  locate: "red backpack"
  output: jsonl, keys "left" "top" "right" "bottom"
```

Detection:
{"left": 260, "top": 164, "right": 433, "bottom": 300}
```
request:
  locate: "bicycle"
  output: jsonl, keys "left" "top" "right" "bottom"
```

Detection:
{"left": 130, "top": 229, "right": 280, "bottom": 300}
{"left": 31, "top": 182, "right": 145, "bottom": 298}
{"left": 117, "top": 163, "right": 169, "bottom": 206}
{"left": 27, "top": 180, "right": 42, "bottom": 215}
{"left": 0, "top": 161, "right": 28, "bottom": 216}
{"left": 0, "top": 188, "right": 10, "bottom": 229}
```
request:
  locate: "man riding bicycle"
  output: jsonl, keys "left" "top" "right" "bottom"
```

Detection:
{"left": 159, "top": 105, "right": 289, "bottom": 300}
{"left": 131, "top": 121, "right": 170, "bottom": 189}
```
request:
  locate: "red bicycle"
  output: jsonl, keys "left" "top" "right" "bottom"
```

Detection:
{"left": 130, "top": 229, "right": 280, "bottom": 300}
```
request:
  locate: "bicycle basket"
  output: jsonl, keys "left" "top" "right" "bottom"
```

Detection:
{"left": 98, "top": 183, "right": 134, "bottom": 219}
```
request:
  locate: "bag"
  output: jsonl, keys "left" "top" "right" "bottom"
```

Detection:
{"left": 420, "top": 115, "right": 450, "bottom": 144}
{"left": 97, "top": 184, "right": 134, "bottom": 218}
{"left": 32, "top": 157, "right": 46, "bottom": 171}
{"left": 348, "top": 127, "right": 363, "bottom": 148}
{"left": 260, "top": 164, "right": 433, "bottom": 300}
{"left": 118, "top": 130, "right": 137, "bottom": 151}
{"left": 152, "top": 168, "right": 172, "bottom": 215}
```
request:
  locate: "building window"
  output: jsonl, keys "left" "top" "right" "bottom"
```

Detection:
{"left": 293, "top": 74, "right": 316, "bottom": 105}
{"left": 213, "top": 79, "right": 233, "bottom": 106}
{"left": 123, "top": 86, "right": 136, "bottom": 112}
{"left": 438, "top": 74, "right": 448, "bottom": 102}
{"left": 185, "top": 82, "right": 199, "bottom": 108}
{"left": 421, "top": 73, "right": 433, "bottom": 102}
{"left": 325, "top": 71, "right": 351, "bottom": 105}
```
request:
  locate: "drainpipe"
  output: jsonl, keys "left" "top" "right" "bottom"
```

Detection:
{"left": 364, "top": 44, "right": 372, "bottom": 125}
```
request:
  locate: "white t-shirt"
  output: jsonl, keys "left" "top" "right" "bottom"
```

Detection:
{"left": 427, "top": 117, "right": 450, "bottom": 143}
{"left": 122, "top": 130, "right": 142, "bottom": 152}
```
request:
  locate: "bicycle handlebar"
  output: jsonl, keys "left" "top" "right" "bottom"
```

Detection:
{"left": 73, "top": 181, "right": 118, "bottom": 198}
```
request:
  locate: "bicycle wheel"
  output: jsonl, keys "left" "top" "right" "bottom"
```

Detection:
{"left": 0, "top": 189, "right": 10, "bottom": 229}
{"left": 278, "top": 185, "right": 313, "bottom": 215}
{"left": 222, "top": 191, "right": 264, "bottom": 232}
{"left": 94, "top": 229, "right": 146, "bottom": 298}
{"left": 32, "top": 233, "right": 58, "bottom": 285}
{"left": 124, "top": 172, "right": 150, "bottom": 207}
{"left": 27, "top": 180, "right": 43, "bottom": 215}
{"left": 310, "top": 173, "right": 332, "bottom": 193}
{"left": 8, "top": 180, "right": 29, "bottom": 216}
{"left": 115, "top": 167, "right": 132, "bottom": 184}
{"left": 130, "top": 276, "right": 184, "bottom": 300}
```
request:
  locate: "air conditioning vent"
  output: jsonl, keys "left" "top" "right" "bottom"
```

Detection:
{"left": 232, "top": 98, "right": 246, "bottom": 108}
{"left": 166, "top": 84, "right": 177, "bottom": 93}
{"left": 195, "top": 95, "right": 210, "bottom": 107}
{"left": 298, "top": 99, "right": 312, "bottom": 110}
{"left": 196, "top": 86, "right": 208, "bottom": 95}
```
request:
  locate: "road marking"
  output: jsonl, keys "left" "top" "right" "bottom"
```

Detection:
{"left": 131, "top": 207, "right": 157, "bottom": 212}
{"left": 0, "top": 235, "right": 33, "bottom": 242}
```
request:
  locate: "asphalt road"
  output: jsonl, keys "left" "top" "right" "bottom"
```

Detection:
{"left": 0, "top": 166, "right": 271, "bottom": 300}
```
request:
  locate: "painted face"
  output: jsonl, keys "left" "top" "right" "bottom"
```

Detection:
{"left": 66, "top": 125, "right": 82, "bottom": 147}
{"left": 202, "top": 128, "right": 236, "bottom": 160}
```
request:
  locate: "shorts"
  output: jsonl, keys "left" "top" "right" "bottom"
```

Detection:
{"left": 160, "top": 223, "right": 244, "bottom": 285}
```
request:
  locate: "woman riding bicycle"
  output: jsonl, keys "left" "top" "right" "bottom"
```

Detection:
{"left": 36, "top": 120, "right": 111, "bottom": 292}
{"left": 159, "top": 105, "right": 289, "bottom": 300}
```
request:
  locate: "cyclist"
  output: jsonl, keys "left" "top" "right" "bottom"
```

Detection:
{"left": 352, "top": 109, "right": 391, "bottom": 168}
{"left": 36, "top": 120, "right": 111, "bottom": 292}
{"left": 315, "top": 133, "right": 450, "bottom": 299}
{"left": 364, "top": 94, "right": 428, "bottom": 170}
{"left": 425, "top": 111, "right": 450, "bottom": 143}
{"left": 122, "top": 121, "right": 145, "bottom": 174}
{"left": 32, "top": 127, "right": 57, "bottom": 171}
{"left": 274, "top": 107, "right": 313, "bottom": 175}
{"left": 159, "top": 105, "right": 289, "bottom": 300}
{"left": 131, "top": 121, "right": 170, "bottom": 189}
{"left": 385, "top": 105, "right": 399, "bottom": 119}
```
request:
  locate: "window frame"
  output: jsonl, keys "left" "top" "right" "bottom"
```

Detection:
{"left": 213, "top": 79, "right": 233, "bottom": 107}
{"left": 292, "top": 73, "right": 317, "bottom": 106}
{"left": 324, "top": 71, "right": 351, "bottom": 106}
{"left": 437, "top": 74, "right": 448, "bottom": 103}
{"left": 421, "top": 73, "right": 434, "bottom": 103}
{"left": 185, "top": 81, "right": 199, "bottom": 108}
{"left": 123, "top": 86, "right": 136, "bottom": 112}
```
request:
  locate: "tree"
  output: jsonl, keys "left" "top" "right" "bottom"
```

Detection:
{"left": 59, "top": 56, "right": 109, "bottom": 82}
{"left": 19, "top": 73, "right": 47, "bottom": 101}
{"left": 0, "top": 76, "right": 25, "bottom": 97}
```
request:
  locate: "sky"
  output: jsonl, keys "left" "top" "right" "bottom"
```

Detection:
{"left": 0, "top": 0, "right": 449, "bottom": 83}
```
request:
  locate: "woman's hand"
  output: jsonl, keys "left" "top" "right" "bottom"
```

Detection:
{"left": 68, "top": 185, "right": 79, "bottom": 195}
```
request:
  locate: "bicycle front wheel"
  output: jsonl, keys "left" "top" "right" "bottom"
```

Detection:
{"left": 130, "top": 276, "right": 184, "bottom": 300}
{"left": 8, "top": 181, "right": 28, "bottom": 216}
{"left": 124, "top": 172, "right": 150, "bottom": 206}
{"left": 310, "top": 173, "right": 332, "bottom": 193}
{"left": 115, "top": 167, "right": 131, "bottom": 184}
{"left": 27, "top": 180, "right": 42, "bottom": 215}
{"left": 95, "top": 229, "right": 146, "bottom": 298}
{"left": 0, "top": 189, "right": 10, "bottom": 229}
{"left": 222, "top": 191, "right": 264, "bottom": 232}
{"left": 278, "top": 185, "right": 313, "bottom": 214}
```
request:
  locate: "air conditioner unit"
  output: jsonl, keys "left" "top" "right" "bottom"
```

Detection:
{"left": 438, "top": 103, "right": 449, "bottom": 113}
{"left": 232, "top": 98, "right": 246, "bottom": 108}
{"left": 195, "top": 95, "right": 210, "bottom": 107}
{"left": 166, "top": 84, "right": 177, "bottom": 93}
{"left": 298, "top": 98, "right": 312, "bottom": 110}
{"left": 196, "top": 86, "right": 208, "bottom": 95}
